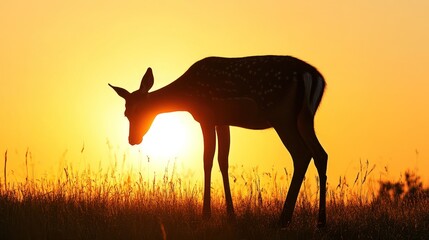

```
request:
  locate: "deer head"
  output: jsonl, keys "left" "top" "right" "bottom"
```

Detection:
{"left": 109, "top": 68, "right": 155, "bottom": 145}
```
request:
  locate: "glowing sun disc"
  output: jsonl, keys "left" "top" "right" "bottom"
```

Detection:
{"left": 141, "top": 113, "right": 189, "bottom": 158}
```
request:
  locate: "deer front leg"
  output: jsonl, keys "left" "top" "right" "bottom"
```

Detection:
{"left": 201, "top": 124, "right": 216, "bottom": 219}
{"left": 216, "top": 125, "right": 235, "bottom": 220}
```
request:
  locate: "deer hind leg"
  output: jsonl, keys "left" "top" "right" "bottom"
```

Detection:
{"left": 201, "top": 124, "right": 216, "bottom": 219}
{"left": 216, "top": 125, "right": 235, "bottom": 219}
{"left": 297, "top": 108, "right": 328, "bottom": 228}
{"left": 271, "top": 118, "right": 312, "bottom": 228}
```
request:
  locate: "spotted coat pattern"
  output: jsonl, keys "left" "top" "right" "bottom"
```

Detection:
{"left": 172, "top": 56, "right": 324, "bottom": 111}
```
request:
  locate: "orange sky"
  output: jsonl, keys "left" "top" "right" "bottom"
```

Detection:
{"left": 1, "top": 1, "right": 429, "bottom": 185}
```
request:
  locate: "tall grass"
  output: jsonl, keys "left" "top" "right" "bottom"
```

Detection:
{"left": 1, "top": 150, "right": 428, "bottom": 239}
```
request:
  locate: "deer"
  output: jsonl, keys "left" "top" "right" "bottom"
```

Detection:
{"left": 109, "top": 55, "right": 328, "bottom": 228}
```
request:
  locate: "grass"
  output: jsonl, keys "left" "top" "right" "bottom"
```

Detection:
{"left": 1, "top": 151, "right": 429, "bottom": 239}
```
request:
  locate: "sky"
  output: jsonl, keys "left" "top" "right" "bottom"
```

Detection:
{"left": 1, "top": 1, "right": 429, "bottom": 186}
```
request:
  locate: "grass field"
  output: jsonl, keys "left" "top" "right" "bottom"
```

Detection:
{"left": 1, "top": 152, "right": 429, "bottom": 240}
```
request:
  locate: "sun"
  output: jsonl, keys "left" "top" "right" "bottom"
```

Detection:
{"left": 140, "top": 113, "right": 190, "bottom": 159}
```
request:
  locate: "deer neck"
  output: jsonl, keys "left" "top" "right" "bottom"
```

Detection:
{"left": 146, "top": 85, "right": 189, "bottom": 115}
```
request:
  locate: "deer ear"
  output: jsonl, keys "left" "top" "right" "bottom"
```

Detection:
{"left": 140, "top": 67, "right": 154, "bottom": 93}
{"left": 109, "top": 84, "right": 130, "bottom": 99}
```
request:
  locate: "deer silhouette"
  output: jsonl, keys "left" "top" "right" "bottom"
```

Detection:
{"left": 109, "top": 55, "right": 327, "bottom": 228}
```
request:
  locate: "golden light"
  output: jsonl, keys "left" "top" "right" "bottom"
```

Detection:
{"left": 140, "top": 113, "right": 190, "bottom": 159}
{"left": 1, "top": 0, "right": 429, "bottom": 187}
